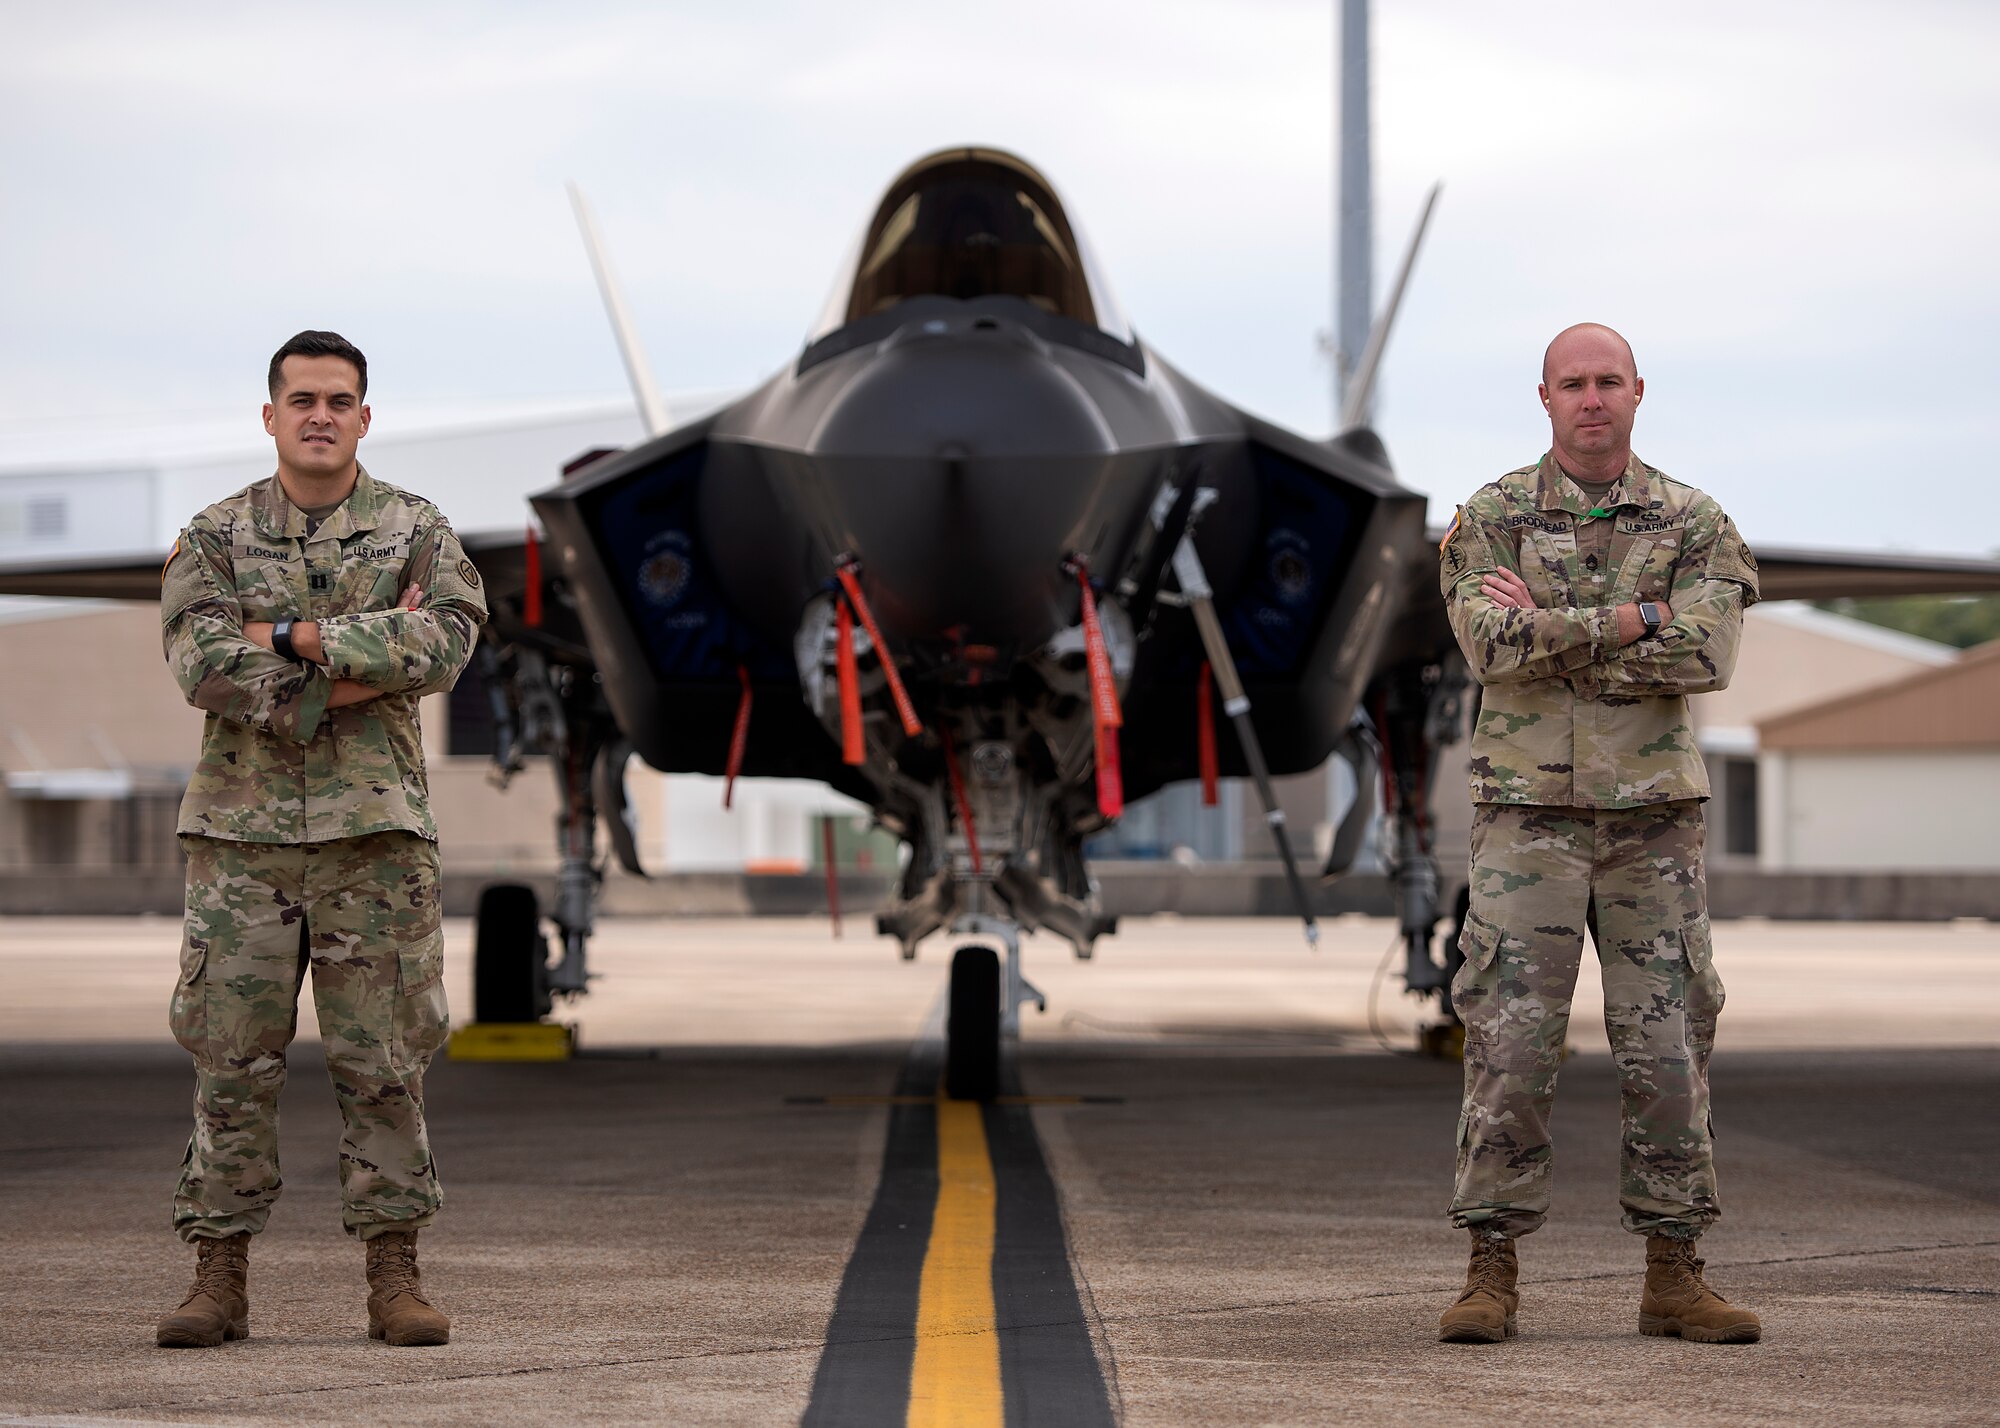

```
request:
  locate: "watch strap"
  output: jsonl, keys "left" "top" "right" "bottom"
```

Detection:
{"left": 271, "top": 618, "right": 297, "bottom": 661}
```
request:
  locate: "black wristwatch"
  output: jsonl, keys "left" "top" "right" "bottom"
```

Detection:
{"left": 1638, "top": 601, "right": 1665, "bottom": 637}
{"left": 271, "top": 618, "right": 300, "bottom": 662}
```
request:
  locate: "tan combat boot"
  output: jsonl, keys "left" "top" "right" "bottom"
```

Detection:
{"left": 156, "top": 1233, "right": 250, "bottom": 1347}
{"left": 365, "top": 1230, "right": 451, "bottom": 1346}
{"left": 1438, "top": 1230, "right": 1519, "bottom": 1342}
{"left": 1640, "top": 1235, "right": 1762, "bottom": 1343}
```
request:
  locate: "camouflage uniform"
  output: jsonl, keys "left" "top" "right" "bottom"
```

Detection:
{"left": 161, "top": 467, "right": 485, "bottom": 1241}
{"left": 1439, "top": 452, "right": 1758, "bottom": 1239}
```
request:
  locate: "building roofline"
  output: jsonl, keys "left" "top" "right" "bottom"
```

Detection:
{"left": 1749, "top": 602, "right": 1958, "bottom": 665}
{"left": 1758, "top": 637, "right": 2000, "bottom": 737}
{"left": 0, "top": 390, "right": 735, "bottom": 476}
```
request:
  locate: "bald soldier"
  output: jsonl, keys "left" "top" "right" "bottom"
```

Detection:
{"left": 1434, "top": 324, "right": 1762, "bottom": 1345}
{"left": 155, "top": 331, "right": 486, "bottom": 1349}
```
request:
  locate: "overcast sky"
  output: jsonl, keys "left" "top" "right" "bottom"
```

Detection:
{"left": 3, "top": 1, "right": 1996, "bottom": 554}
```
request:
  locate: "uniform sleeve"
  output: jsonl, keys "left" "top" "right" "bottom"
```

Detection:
{"left": 1441, "top": 495, "right": 1620, "bottom": 686}
{"left": 313, "top": 516, "right": 489, "bottom": 696}
{"left": 1591, "top": 503, "right": 1761, "bottom": 696}
{"left": 160, "top": 521, "right": 331, "bottom": 742}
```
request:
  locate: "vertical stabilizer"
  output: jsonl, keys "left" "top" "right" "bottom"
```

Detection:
{"left": 568, "top": 182, "right": 671, "bottom": 438}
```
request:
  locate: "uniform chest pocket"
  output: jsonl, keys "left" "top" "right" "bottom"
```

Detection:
{"left": 1615, "top": 531, "right": 1683, "bottom": 603}
{"left": 231, "top": 546, "right": 299, "bottom": 619}
{"left": 1521, "top": 529, "right": 1578, "bottom": 607}
{"left": 325, "top": 560, "right": 410, "bottom": 615}
{"left": 314, "top": 537, "right": 412, "bottom": 616}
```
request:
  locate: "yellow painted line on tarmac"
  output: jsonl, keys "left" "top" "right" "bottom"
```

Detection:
{"left": 906, "top": 1098, "right": 1003, "bottom": 1428}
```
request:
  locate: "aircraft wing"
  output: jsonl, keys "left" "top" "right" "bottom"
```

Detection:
{"left": 1734, "top": 545, "right": 2000, "bottom": 602}
{"left": 1413, "top": 528, "right": 2000, "bottom": 604}
{"left": 0, "top": 529, "right": 539, "bottom": 606}
{"left": 0, "top": 551, "right": 170, "bottom": 601}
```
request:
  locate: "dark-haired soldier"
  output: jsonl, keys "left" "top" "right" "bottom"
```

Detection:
{"left": 154, "top": 332, "right": 486, "bottom": 1348}
{"left": 1436, "top": 323, "right": 1762, "bottom": 1345}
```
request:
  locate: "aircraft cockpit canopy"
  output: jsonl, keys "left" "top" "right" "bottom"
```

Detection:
{"left": 809, "top": 149, "right": 1133, "bottom": 349}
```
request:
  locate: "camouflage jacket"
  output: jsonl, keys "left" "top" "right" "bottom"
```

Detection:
{"left": 162, "top": 468, "right": 488, "bottom": 843}
{"left": 1439, "top": 452, "right": 1760, "bottom": 808}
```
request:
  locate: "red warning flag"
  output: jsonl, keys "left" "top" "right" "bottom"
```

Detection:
{"left": 836, "top": 599, "right": 864, "bottom": 765}
{"left": 835, "top": 563, "right": 922, "bottom": 737}
{"left": 723, "top": 664, "right": 753, "bottom": 808}
{"left": 1074, "top": 565, "right": 1124, "bottom": 820}
{"left": 523, "top": 524, "right": 544, "bottom": 628}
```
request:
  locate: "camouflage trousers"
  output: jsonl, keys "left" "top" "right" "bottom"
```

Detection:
{"left": 170, "top": 832, "right": 449, "bottom": 1242}
{"left": 1449, "top": 800, "right": 1724, "bottom": 1240}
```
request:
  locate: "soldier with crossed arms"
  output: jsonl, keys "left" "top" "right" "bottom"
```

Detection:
{"left": 1436, "top": 322, "right": 1762, "bottom": 1345}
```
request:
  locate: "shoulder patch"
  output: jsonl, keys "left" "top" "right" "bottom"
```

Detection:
{"left": 458, "top": 558, "right": 481, "bottom": 588}
{"left": 1438, "top": 508, "right": 1462, "bottom": 555}
{"left": 161, "top": 537, "right": 180, "bottom": 584}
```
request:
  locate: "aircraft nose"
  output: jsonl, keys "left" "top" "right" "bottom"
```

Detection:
{"left": 806, "top": 318, "right": 1122, "bottom": 642}
{"left": 810, "top": 316, "right": 1115, "bottom": 459}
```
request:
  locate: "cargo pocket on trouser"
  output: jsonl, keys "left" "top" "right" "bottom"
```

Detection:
{"left": 1450, "top": 907, "right": 1508, "bottom": 1148}
{"left": 169, "top": 934, "right": 209, "bottom": 1060}
{"left": 1681, "top": 911, "right": 1724, "bottom": 1065}
{"left": 1450, "top": 907, "right": 1504, "bottom": 1021}
{"left": 1449, "top": 907, "right": 1529, "bottom": 1222}
{"left": 392, "top": 928, "right": 450, "bottom": 1068}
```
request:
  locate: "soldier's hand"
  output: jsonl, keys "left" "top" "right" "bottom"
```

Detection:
{"left": 326, "top": 679, "right": 382, "bottom": 709}
{"left": 400, "top": 583, "right": 424, "bottom": 608}
{"left": 1481, "top": 568, "right": 1537, "bottom": 610}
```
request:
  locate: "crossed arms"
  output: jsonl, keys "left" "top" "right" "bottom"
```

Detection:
{"left": 241, "top": 591, "right": 422, "bottom": 710}
{"left": 1442, "top": 499, "right": 1758, "bottom": 696}
{"left": 162, "top": 521, "right": 481, "bottom": 742}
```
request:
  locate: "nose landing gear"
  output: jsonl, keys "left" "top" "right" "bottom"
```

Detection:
{"left": 945, "top": 944, "right": 1002, "bottom": 1102}
{"left": 943, "top": 916, "right": 1045, "bottom": 1102}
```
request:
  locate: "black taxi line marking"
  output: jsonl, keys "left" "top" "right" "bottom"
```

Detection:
{"left": 800, "top": 1042, "right": 1116, "bottom": 1428}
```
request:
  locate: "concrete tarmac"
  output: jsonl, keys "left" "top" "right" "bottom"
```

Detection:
{"left": 2, "top": 914, "right": 1996, "bottom": 1425}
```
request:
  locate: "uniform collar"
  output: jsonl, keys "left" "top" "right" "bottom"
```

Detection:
{"left": 1534, "top": 450, "right": 1654, "bottom": 516}
{"left": 251, "top": 466, "right": 386, "bottom": 540}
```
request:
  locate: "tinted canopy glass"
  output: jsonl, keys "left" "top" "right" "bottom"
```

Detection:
{"left": 812, "top": 150, "right": 1131, "bottom": 345}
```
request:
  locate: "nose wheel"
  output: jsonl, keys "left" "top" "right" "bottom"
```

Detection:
{"left": 945, "top": 944, "right": 1001, "bottom": 1102}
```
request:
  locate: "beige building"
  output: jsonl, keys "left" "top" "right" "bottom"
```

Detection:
{"left": 1756, "top": 640, "right": 2000, "bottom": 871}
{"left": 1687, "top": 603, "right": 1957, "bottom": 863}
{"left": 0, "top": 600, "right": 863, "bottom": 879}
{"left": 0, "top": 600, "right": 534, "bottom": 873}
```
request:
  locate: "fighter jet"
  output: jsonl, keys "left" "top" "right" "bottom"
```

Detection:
{"left": 8, "top": 147, "right": 2000, "bottom": 1100}
{"left": 472, "top": 146, "right": 2000, "bottom": 1095}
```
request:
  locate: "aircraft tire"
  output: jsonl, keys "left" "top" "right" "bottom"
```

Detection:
{"left": 944, "top": 944, "right": 1002, "bottom": 1102}
{"left": 473, "top": 882, "right": 546, "bottom": 1024}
